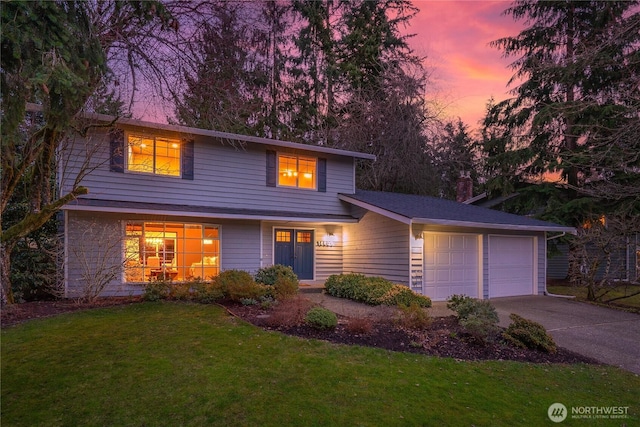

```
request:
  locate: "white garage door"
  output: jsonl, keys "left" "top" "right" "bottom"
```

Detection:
{"left": 424, "top": 233, "right": 479, "bottom": 301}
{"left": 489, "top": 236, "right": 535, "bottom": 298}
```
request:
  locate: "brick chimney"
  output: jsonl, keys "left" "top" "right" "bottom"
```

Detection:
{"left": 456, "top": 171, "right": 473, "bottom": 203}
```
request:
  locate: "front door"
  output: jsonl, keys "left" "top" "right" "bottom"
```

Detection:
{"left": 274, "top": 229, "right": 314, "bottom": 280}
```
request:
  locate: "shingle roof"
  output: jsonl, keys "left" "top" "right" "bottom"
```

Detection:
{"left": 339, "top": 190, "right": 575, "bottom": 232}
{"left": 64, "top": 198, "right": 358, "bottom": 223}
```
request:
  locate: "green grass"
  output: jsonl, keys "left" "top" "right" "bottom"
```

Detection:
{"left": 2, "top": 302, "right": 639, "bottom": 426}
{"left": 548, "top": 284, "right": 640, "bottom": 311}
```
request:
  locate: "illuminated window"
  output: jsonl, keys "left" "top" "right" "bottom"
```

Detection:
{"left": 276, "top": 230, "right": 291, "bottom": 242}
{"left": 124, "top": 222, "right": 220, "bottom": 282}
{"left": 127, "top": 135, "right": 181, "bottom": 176}
{"left": 297, "top": 231, "right": 312, "bottom": 243}
{"left": 278, "top": 154, "right": 316, "bottom": 189}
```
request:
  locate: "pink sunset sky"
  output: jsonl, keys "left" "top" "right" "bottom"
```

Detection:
{"left": 407, "top": 1, "right": 524, "bottom": 130}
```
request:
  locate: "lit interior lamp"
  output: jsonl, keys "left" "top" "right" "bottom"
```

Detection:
{"left": 171, "top": 143, "right": 179, "bottom": 148}
{"left": 303, "top": 173, "right": 312, "bottom": 179}
{"left": 203, "top": 239, "right": 214, "bottom": 245}
{"left": 140, "top": 143, "right": 147, "bottom": 148}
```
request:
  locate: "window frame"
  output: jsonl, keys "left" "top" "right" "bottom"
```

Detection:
{"left": 123, "top": 221, "right": 221, "bottom": 283}
{"left": 277, "top": 153, "right": 317, "bottom": 190}
{"left": 125, "top": 133, "right": 182, "bottom": 178}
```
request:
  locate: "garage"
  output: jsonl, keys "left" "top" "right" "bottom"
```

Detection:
{"left": 423, "top": 233, "right": 480, "bottom": 301}
{"left": 489, "top": 235, "right": 535, "bottom": 298}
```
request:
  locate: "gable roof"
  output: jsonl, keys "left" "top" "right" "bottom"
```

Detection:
{"left": 339, "top": 190, "right": 575, "bottom": 233}
{"left": 65, "top": 106, "right": 376, "bottom": 160}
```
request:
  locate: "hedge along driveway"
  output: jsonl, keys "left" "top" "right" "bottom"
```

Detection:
{"left": 490, "top": 296, "right": 640, "bottom": 375}
{"left": 2, "top": 302, "right": 639, "bottom": 427}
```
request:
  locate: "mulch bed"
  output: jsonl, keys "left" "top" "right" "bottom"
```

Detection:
{"left": 1, "top": 296, "right": 599, "bottom": 366}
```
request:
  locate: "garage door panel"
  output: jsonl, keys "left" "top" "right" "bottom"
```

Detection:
{"left": 424, "top": 234, "right": 479, "bottom": 301}
{"left": 489, "top": 236, "right": 535, "bottom": 298}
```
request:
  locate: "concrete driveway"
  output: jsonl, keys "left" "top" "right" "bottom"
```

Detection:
{"left": 489, "top": 296, "right": 640, "bottom": 374}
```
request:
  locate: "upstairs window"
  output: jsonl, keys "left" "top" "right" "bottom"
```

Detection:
{"left": 278, "top": 154, "right": 316, "bottom": 189}
{"left": 127, "top": 134, "right": 181, "bottom": 177}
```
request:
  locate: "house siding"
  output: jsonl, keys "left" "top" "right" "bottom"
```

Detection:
{"left": 342, "top": 212, "right": 410, "bottom": 285}
{"left": 60, "top": 127, "right": 356, "bottom": 217}
{"left": 548, "top": 241, "right": 633, "bottom": 282}
{"left": 64, "top": 211, "right": 264, "bottom": 297}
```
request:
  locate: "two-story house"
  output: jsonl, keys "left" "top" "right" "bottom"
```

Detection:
{"left": 60, "top": 114, "right": 574, "bottom": 301}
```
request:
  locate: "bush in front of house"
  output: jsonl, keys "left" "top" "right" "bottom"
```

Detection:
{"left": 324, "top": 273, "right": 369, "bottom": 300}
{"left": 143, "top": 280, "right": 171, "bottom": 301}
{"left": 304, "top": 306, "right": 338, "bottom": 330}
{"left": 377, "top": 284, "right": 432, "bottom": 308}
{"left": 191, "top": 280, "right": 225, "bottom": 303}
{"left": 324, "top": 274, "right": 431, "bottom": 307}
{"left": 216, "top": 269, "right": 266, "bottom": 302}
{"left": 255, "top": 265, "right": 299, "bottom": 300}
{"left": 447, "top": 294, "right": 499, "bottom": 343}
{"left": 255, "top": 264, "right": 298, "bottom": 286}
{"left": 503, "top": 313, "right": 557, "bottom": 353}
{"left": 394, "top": 301, "right": 432, "bottom": 331}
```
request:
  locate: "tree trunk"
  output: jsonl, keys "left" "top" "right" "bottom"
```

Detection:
{"left": 1, "top": 242, "right": 16, "bottom": 305}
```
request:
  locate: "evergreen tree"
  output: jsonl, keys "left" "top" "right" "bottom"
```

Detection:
{"left": 175, "top": 2, "right": 266, "bottom": 135}
{"left": 433, "top": 119, "right": 479, "bottom": 200}
{"left": 481, "top": 0, "right": 640, "bottom": 225}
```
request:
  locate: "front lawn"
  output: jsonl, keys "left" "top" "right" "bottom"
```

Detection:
{"left": 2, "top": 302, "right": 638, "bottom": 426}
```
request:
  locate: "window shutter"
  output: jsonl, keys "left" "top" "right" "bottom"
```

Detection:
{"left": 181, "top": 139, "right": 195, "bottom": 180}
{"left": 109, "top": 128, "right": 125, "bottom": 173}
{"left": 266, "top": 150, "right": 276, "bottom": 187}
{"left": 318, "top": 158, "right": 327, "bottom": 192}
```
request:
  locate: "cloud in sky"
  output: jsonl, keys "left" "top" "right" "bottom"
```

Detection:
{"left": 406, "top": 1, "right": 524, "bottom": 129}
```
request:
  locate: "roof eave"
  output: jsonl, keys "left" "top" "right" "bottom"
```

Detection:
{"left": 411, "top": 217, "right": 576, "bottom": 233}
{"left": 338, "top": 194, "right": 412, "bottom": 224}
{"left": 61, "top": 203, "right": 359, "bottom": 223}
{"left": 25, "top": 103, "right": 376, "bottom": 161}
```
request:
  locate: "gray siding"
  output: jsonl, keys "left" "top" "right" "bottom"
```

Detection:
{"left": 65, "top": 211, "right": 263, "bottom": 297}
{"left": 60, "top": 127, "right": 356, "bottom": 217}
{"left": 548, "top": 241, "right": 633, "bottom": 282}
{"left": 343, "top": 212, "right": 410, "bottom": 284}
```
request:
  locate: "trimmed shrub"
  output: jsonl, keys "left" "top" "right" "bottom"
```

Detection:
{"left": 143, "top": 280, "right": 170, "bottom": 301}
{"left": 324, "top": 273, "right": 369, "bottom": 301}
{"left": 394, "top": 302, "right": 432, "bottom": 331}
{"left": 255, "top": 265, "right": 299, "bottom": 300}
{"left": 304, "top": 307, "right": 338, "bottom": 330}
{"left": 169, "top": 282, "right": 193, "bottom": 301}
{"left": 377, "top": 284, "right": 432, "bottom": 308}
{"left": 215, "top": 270, "right": 266, "bottom": 302}
{"left": 447, "top": 294, "right": 499, "bottom": 343}
{"left": 191, "top": 280, "right": 224, "bottom": 304}
{"left": 325, "top": 274, "right": 431, "bottom": 307}
{"left": 272, "top": 275, "right": 299, "bottom": 300}
{"left": 503, "top": 313, "right": 557, "bottom": 353}
{"left": 255, "top": 264, "right": 299, "bottom": 286}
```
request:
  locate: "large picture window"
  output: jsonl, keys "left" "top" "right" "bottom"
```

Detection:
{"left": 127, "top": 134, "right": 181, "bottom": 176}
{"left": 124, "top": 222, "right": 219, "bottom": 282}
{"left": 278, "top": 154, "right": 316, "bottom": 189}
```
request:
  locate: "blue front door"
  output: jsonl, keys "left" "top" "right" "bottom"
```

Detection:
{"left": 274, "top": 229, "right": 314, "bottom": 280}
